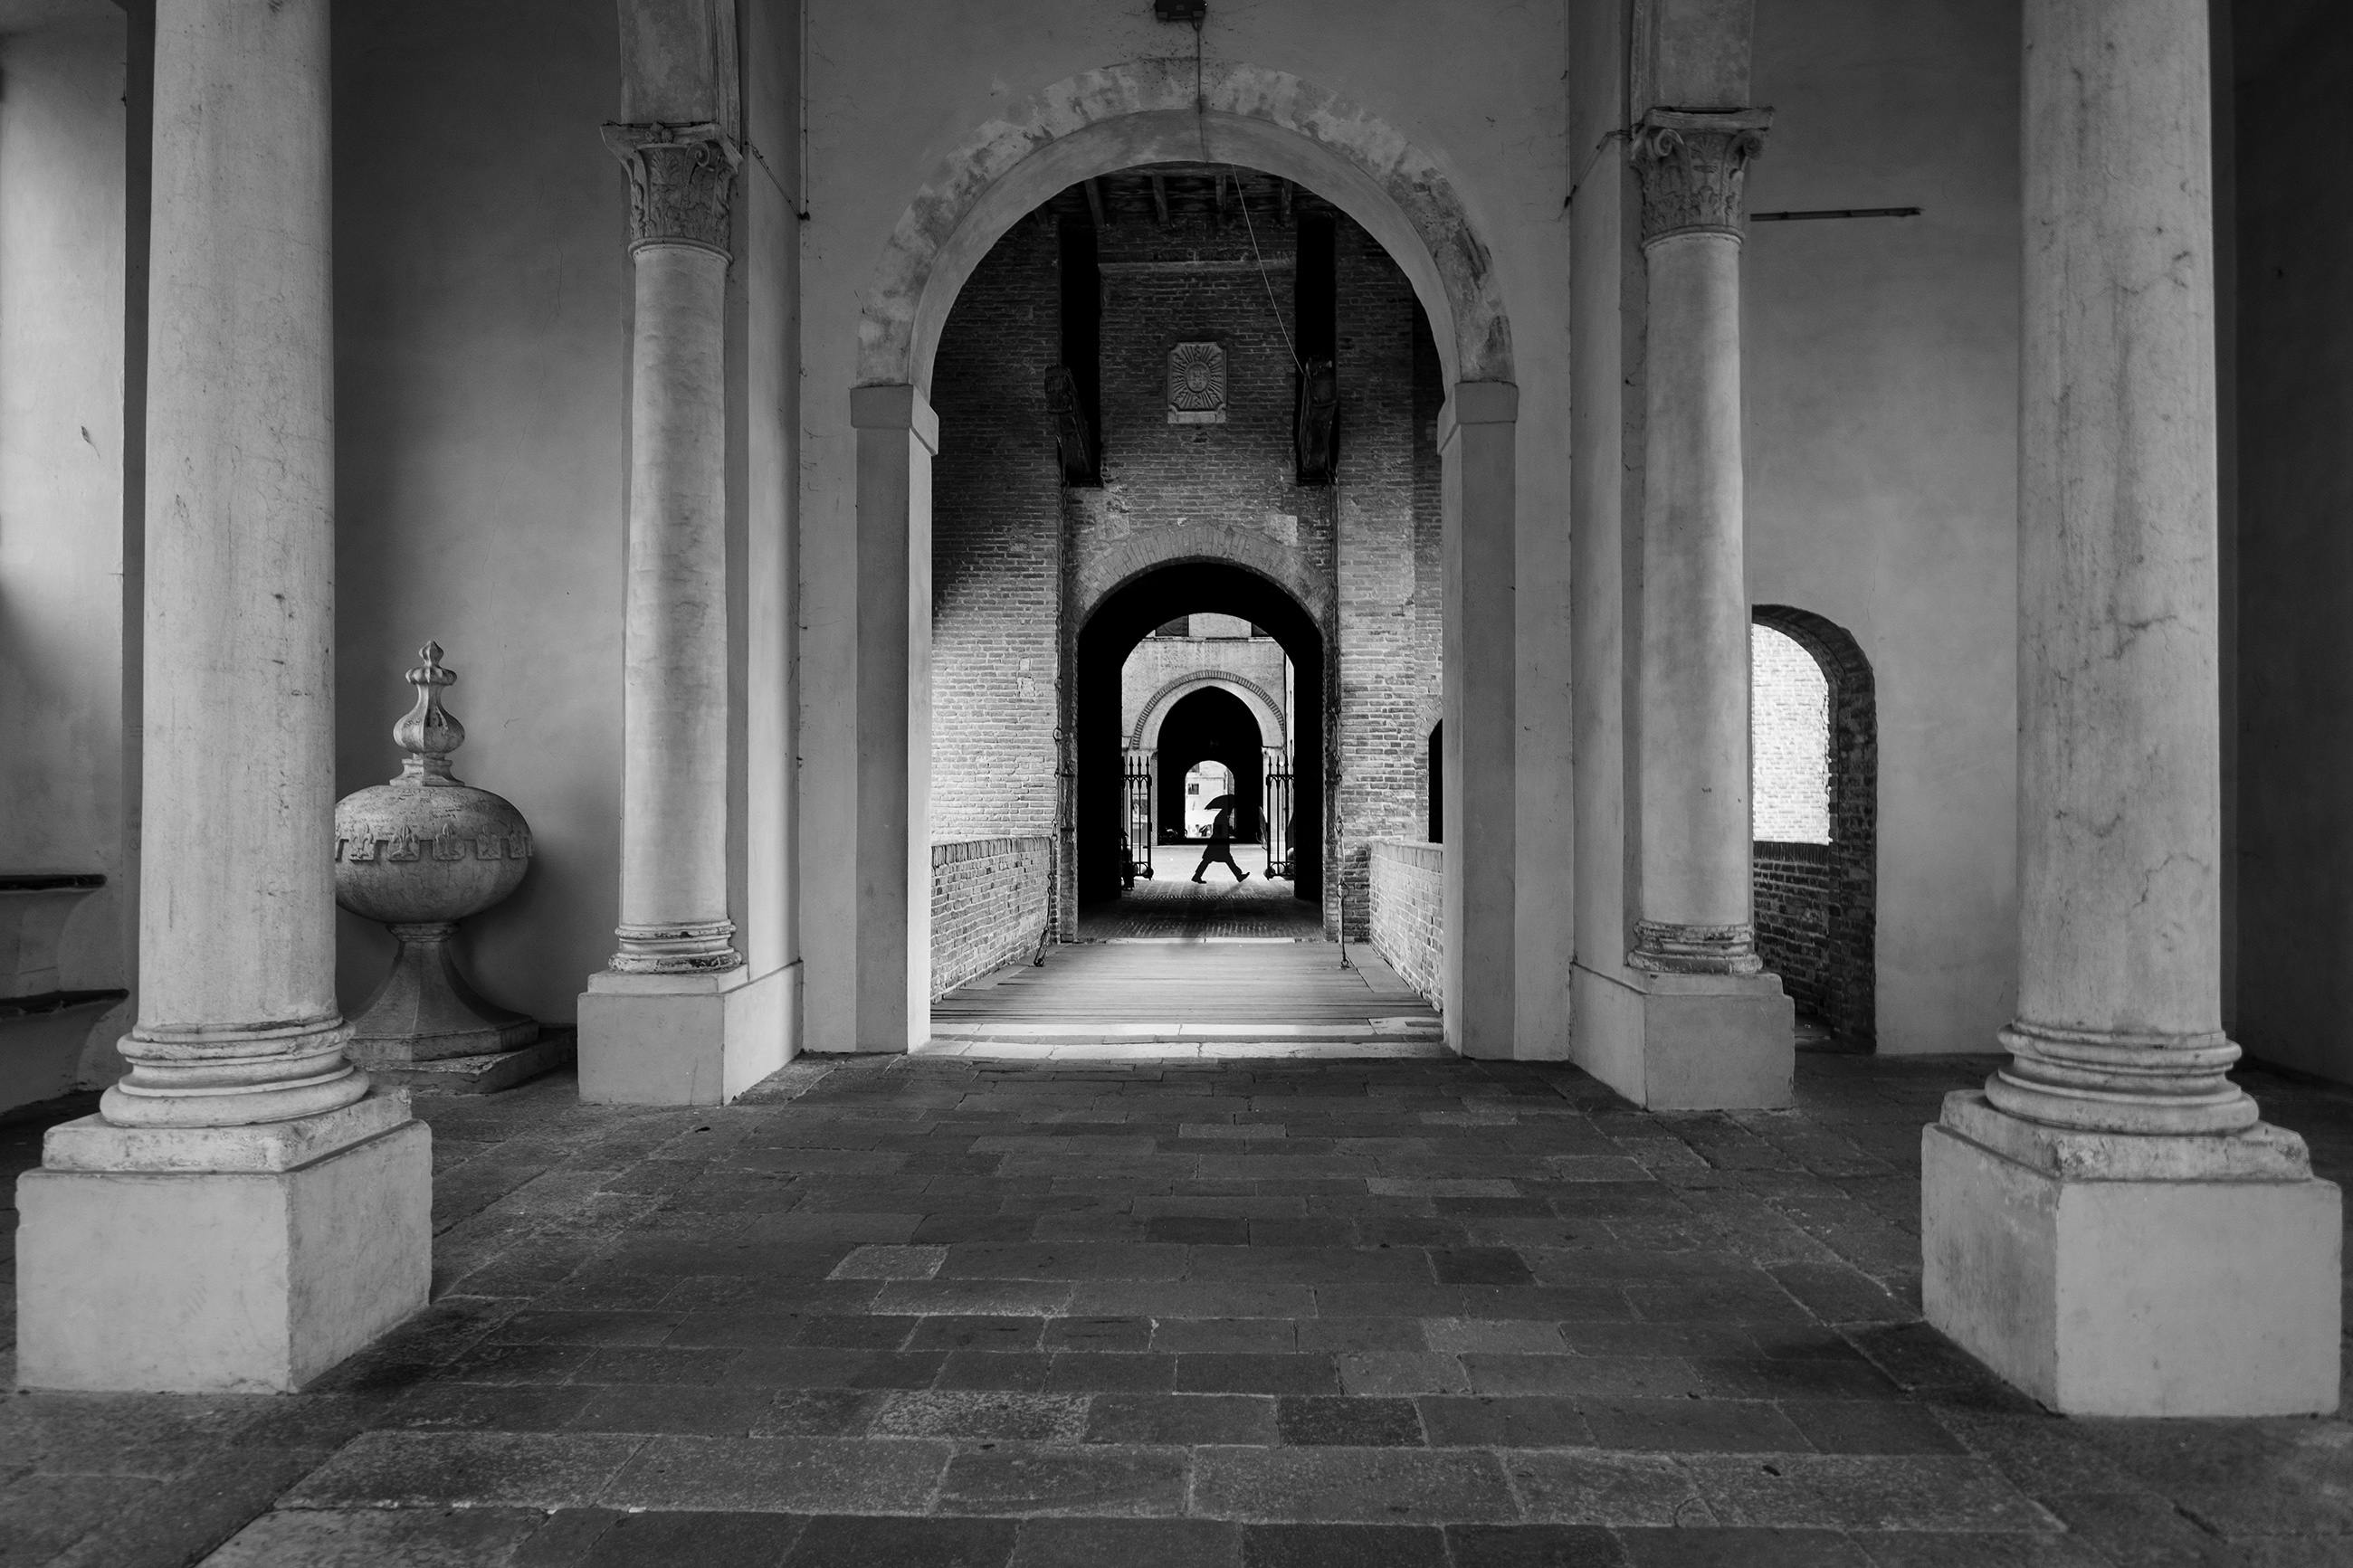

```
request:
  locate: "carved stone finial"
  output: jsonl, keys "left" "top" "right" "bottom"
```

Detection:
{"left": 393, "top": 641, "right": 464, "bottom": 785}
{"left": 603, "top": 122, "right": 740, "bottom": 254}
{"left": 336, "top": 641, "right": 539, "bottom": 1064}
{"left": 1630, "top": 109, "right": 1773, "bottom": 248}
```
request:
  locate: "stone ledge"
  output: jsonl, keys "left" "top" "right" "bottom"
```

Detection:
{"left": 0, "top": 987, "right": 129, "bottom": 1021}
{"left": 1369, "top": 841, "right": 1443, "bottom": 872}
{"left": 358, "top": 1029, "right": 575, "bottom": 1096}
{"left": 1939, "top": 1088, "right": 2313, "bottom": 1183}
{"left": 932, "top": 836, "right": 1053, "bottom": 868}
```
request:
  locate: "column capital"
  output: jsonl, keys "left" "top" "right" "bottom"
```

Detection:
{"left": 603, "top": 121, "right": 739, "bottom": 254}
{"left": 1630, "top": 108, "right": 1772, "bottom": 248}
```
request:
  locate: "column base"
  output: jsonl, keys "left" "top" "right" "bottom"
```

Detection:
{"left": 577, "top": 961, "right": 797, "bottom": 1105}
{"left": 1569, "top": 963, "right": 1794, "bottom": 1108}
{"left": 1923, "top": 1090, "right": 2342, "bottom": 1416}
{"left": 359, "top": 1027, "right": 576, "bottom": 1097}
{"left": 13, "top": 1088, "right": 430, "bottom": 1392}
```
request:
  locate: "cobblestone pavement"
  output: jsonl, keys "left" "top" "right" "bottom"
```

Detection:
{"left": 4, "top": 1052, "right": 2352, "bottom": 1566}
{"left": 1081, "top": 846, "right": 1327, "bottom": 940}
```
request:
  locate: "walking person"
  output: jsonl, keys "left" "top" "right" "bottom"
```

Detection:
{"left": 1192, "top": 794, "right": 1250, "bottom": 883}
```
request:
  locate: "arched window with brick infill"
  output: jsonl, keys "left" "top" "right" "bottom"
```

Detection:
{"left": 1751, "top": 607, "right": 1877, "bottom": 1048}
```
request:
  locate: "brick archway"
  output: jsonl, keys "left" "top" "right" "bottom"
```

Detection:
{"left": 1082, "top": 523, "right": 1334, "bottom": 633}
{"left": 1752, "top": 604, "right": 1878, "bottom": 1048}
{"left": 1133, "top": 672, "right": 1289, "bottom": 753}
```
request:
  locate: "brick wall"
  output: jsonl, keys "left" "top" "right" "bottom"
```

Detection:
{"left": 931, "top": 186, "right": 1438, "bottom": 926}
{"left": 929, "top": 220, "right": 1063, "bottom": 838}
{"left": 1754, "top": 840, "right": 1833, "bottom": 1019}
{"left": 1068, "top": 201, "right": 1340, "bottom": 660}
{"left": 931, "top": 836, "right": 1053, "bottom": 999}
{"left": 1752, "top": 623, "right": 1830, "bottom": 843}
{"left": 1335, "top": 223, "right": 1443, "bottom": 937}
{"left": 1368, "top": 841, "right": 1443, "bottom": 1010}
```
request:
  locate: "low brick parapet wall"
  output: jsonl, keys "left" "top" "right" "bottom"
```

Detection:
{"left": 1368, "top": 841, "right": 1443, "bottom": 1010}
{"left": 931, "top": 837, "right": 1053, "bottom": 1000}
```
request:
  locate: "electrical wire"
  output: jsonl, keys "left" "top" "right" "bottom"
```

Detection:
{"left": 1194, "top": 14, "right": 1210, "bottom": 162}
{"left": 1234, "top": 177, "right": 1302, "bottom": 374}
{"left": 1190, "top": 11, "right": 1301, "bottom": 378}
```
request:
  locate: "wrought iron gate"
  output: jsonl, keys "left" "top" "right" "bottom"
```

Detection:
{"left": 1122, "top": 750, "right": 1155, "bottom": 888}
{"left": 1262, "top": 747, "right": 1294, "bottom": 880}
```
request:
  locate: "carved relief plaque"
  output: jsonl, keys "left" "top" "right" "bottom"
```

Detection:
{"left": 1167, "top": 341, "right": 1228, "bottom": 424}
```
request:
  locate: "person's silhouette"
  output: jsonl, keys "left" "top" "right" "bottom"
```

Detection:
{"left": 1192, "top": 800, "right": 1250, "bottom": 883}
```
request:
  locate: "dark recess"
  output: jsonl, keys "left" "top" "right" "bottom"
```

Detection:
{"left": 1056, "top": 218, "right": 1103, "bottom": 484}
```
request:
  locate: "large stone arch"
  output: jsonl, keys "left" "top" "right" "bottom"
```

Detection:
{"left": 832, "top": 59, "right": 1525, "bottom": 1060}
{"left": 856, "top": 58, "right": 1513, "bottom": 394}
{"left": 1133, "top": 672, "right": 1288, "bottom": 753}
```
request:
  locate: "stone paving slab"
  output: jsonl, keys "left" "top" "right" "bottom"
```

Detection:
{"left": 2, "top": 1053, "right": 2351, "bottom": 1565}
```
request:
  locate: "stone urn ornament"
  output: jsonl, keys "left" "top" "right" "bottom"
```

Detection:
{"left": 334, "top": 642, "right": 538, "bottom": 1062}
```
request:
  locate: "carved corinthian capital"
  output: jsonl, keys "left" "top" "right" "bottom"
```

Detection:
{"left": 603, "top": 122, "right": 739, "bottom": 254}
{"left": 1630, "top": 109, "right": 1773, "bottom": 247}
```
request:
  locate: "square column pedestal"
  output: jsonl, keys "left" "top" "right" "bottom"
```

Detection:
{"left": 1925, "top": 1091, "right": 2342, "bottom": 1416}
{"left": 1572, "top": 965, "right": 1795, "bottom": 1109}
{"left": 578, "top": 964, "right": 794, "bottom": 1106}
{"left": 14, "top": 1089, "right": 430, "bottom": 1392}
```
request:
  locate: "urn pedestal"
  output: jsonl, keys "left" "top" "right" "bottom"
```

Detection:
{"left": 335, "top": 644, "right": 548, "bottom": 1080}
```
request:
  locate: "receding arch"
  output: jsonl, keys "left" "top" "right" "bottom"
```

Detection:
{"left": 1079, "top": 559, "right": 1326, "bottom": 908}
{"left": 1153, "top": 688, "right": 1268, "bottom": 843}
{"left": 857, "top": 58, "right": 1512, "bottom": 394}
{"left": 1751, "top": 604, "right": 1878, "bottom": 1049}
{"left": 1081, "top": 522, "right": 1334, "bottom": 632}
{"left": 1134, "top": 672, "right": 1288, "bottom": 753}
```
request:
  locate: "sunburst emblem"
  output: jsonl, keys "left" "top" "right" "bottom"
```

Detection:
{"left": 1167, "top": 342, "right": 1227, "bottom": 413}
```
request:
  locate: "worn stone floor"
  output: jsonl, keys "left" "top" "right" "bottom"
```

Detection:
{"left": 4, "top": 1050, "right": 2352, "bottom": 1567}
{"left": 1081, "top": 845, "right": 1327, "bottom": 940}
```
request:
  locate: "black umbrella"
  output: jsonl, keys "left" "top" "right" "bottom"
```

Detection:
{"left": 1204, "top": 794, "right": 1240, "bottom": 811}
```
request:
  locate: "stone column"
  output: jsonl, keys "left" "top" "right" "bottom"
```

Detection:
{"left": 14, "top": 0, "right": 429, "bottom": 1392}
{"left": 608, "top": 125, "right": 738, "bottom": 977}
{"left": 579, "top": 126, "right": 786, "bottom": 1103}
{"left": 850, "top": 384, "right": 938, "bottom": 1051}
{"left": 1612, "top": 109, "right": 1793, "bottom": 1107}
{"left": 1439, "top": 383, "right": 1517, "bottom": 1058}
{"left": 1921, "top": 0, "right": 2340, "bottom": 1415}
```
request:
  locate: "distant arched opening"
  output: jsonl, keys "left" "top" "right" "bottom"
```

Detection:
{"left": 1079, "top": 559, "right": 1325, "bottom": 908}
{"left": 1157, "top": 688, "right": 1265, "bottom": 841}
{"left": 1751, "top": 607, "right": 1877, "bottom": 1047}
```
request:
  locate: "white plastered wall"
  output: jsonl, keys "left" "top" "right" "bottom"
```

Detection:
{"left": 1743, "top": 0, "right": 2020, "bottom": 1055}
{"left": 0, "top": 2, "right": 133, "bottom": 1079}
